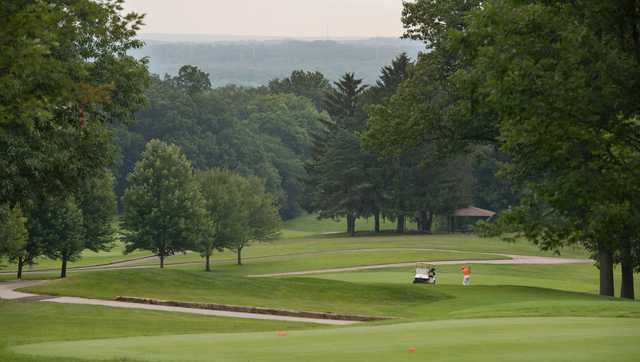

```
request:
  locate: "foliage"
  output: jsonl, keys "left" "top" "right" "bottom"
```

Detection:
{"left": 113, "top": 74, "right": 329, "bottom": 219}
{"left": 196, "top": 169, "right": 246, "bottom": 270}
{"left": 228, "top": 176, "right": 282, "bottom": 265}
{"left": 171, "top": 65, "right": 212, "bottom": 95}
{"left": 0, "top": 0, "right": 149, "bottom": 206}
{"left": 269, "top": 70, "right": 331, "bottom": 110}
{"left": 0, "top": 205, "right": 28, "bottom": 259}
{"left": 123, "top": 140, "right": 207, "bottom": 268}
{"left": 76, "top": 171, "right": 118, "bottom": 253}
{"left": 323, "top": 73, "right": 368, "bottom": 130}
{"left": 37, "top": 197, "right": 85, "bottom": 278}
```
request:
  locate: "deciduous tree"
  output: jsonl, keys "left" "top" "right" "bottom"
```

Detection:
{"left": 230, "top": 177, "right": 281, "bottom": 265}
{"left": 124, "top": 140, "right": 207, "bottom": 268}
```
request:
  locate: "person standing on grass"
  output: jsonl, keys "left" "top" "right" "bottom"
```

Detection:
{"left": 461, "top": 265, "right": 471, "bottom": 286}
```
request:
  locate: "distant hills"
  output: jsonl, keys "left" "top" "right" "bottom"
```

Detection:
{"left": 131, "top": 34, "right": 425, "bottom": 87}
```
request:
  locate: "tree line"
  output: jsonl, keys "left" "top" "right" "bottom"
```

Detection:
{"left": 301, "top": 55, "right": 514, "bottom": 235}
{"left": 112, "top": 67, "right": 330, "bottom": 220}
{"left": 365, "top": 0, "right": 640, "bottom": 299}
{"left": 114, "top": 59, "right": 514, "bottom": 236}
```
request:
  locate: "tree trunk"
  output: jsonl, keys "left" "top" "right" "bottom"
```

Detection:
{"left": 396, "top": 215, "right": 405, "bottom": 233}
{"left": 205, "top": 253, "right": 211, "bottom": 272}
{"left": 374, "top": 211, "right": 380, "bottom": 233}
{"left": 60, "top": 256, "right": 68, "bottom": 278}
{"left": 620, "top": 241, "right": 635, "bottom": 299}
{"left": 237, "top": 247, "right": 243, "bottom": 265}
{"left": 350, "top": 216, "right": 356, "bottom": 236}
{"left": 424, "top": 212, "right": 433, "bottom": 234}
{"left": 17, "top": 257, "right": 24, "bottom": 280}
{"left": 159, "top": 252, "right": 165, "bottom": 269}
{"left": 598, "top": 247, "right": 614, "bottom": 297}
{"left": 418, "top": 211, "right": 430, "bottom": 233}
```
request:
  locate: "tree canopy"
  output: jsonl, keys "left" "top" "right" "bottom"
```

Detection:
{"left": 123, "top": 140, "right": 207, "bottom": 268}
{"left": 0, "top": 0, "right": 149, "bottom": 206}
{"left": 113, "top": 73, "right": 329, "bottom": 219}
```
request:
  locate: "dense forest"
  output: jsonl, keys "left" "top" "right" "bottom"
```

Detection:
{"left": 112, "top": 69, "right": 329, "bottom": 219}
{"left": 112, "top": 60, "right": 514, "bottom": 226}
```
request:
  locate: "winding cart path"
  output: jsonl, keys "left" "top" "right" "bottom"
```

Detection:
{"left": 248, "top": 254, "right": 592, "bottom": 277}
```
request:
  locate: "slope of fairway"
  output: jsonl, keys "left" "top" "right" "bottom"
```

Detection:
{"left": 12, "top": 317, "right": 640, "bottom": 362}
{"left": 23, "top": 268, "right": 640, "bottom": 320}
{"left": 316, "top": 264, "right": 640, "bottom": 298}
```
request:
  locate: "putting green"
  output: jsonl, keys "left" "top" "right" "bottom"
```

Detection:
{"left": 12, "top": 317, "right": 640, "bottom": 362}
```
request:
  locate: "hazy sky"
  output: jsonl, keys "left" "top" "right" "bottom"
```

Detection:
{"left": 121, "top": 0, "right": 406, "bottom": 38}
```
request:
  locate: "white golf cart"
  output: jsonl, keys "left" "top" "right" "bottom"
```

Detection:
{"left": 413, "top": 263, "right": 436, "bottom": 284}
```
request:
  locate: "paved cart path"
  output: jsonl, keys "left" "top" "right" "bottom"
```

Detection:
{"left": 0, "top": 280, "right": 356, "bottom": 325}
{"left": 248, "top": 254, "right": 592, "bottom": 277}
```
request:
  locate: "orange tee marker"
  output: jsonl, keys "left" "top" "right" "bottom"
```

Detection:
{"left": 277, "top": 331, "right": 288, "bottom": 337}
{"left": 408, "top": 347, "right": 417, "bottom": 353}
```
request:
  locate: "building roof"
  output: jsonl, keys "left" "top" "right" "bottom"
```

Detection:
{"left": 454, "top": 206, "right": 496, "bottom": 218}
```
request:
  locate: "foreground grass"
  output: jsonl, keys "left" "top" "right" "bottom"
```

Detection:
{"left": 0, "top": 300, "right": 318, "bottom": 362}
{"left": 12, "top": 317, "right": 640, "bottom": 362}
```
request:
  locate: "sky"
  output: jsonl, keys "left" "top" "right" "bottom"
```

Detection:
{"left": 121, "top": 0, "right": 406, "bottom": 38}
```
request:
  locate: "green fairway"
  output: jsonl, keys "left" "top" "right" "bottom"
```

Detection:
{"left": 316, "top": 264, "right": 640, "bottom": 298}
{"left": 0, "top": 241, "right": 151, "bottom": 273}
{"left": 280, "top": 213, "right": 417, "bottom": 237}
{"left": 12, "top": 317, "right": 640, "bottom": 362}
{"left": 0, "top": 300, "right": 319, "bottom": 362}
{"left": 119, "top": 233, "right": 587, "bottom": 270}
{"left": 129, "top": 248, "right": 506, "bottom": 274}
{"left": 1, "top": 232, "right": 588, "bottom": 276}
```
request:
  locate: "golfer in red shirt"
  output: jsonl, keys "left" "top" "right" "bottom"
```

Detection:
{"left": 461, "top": 265, "right": 471, "bottom": 286}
